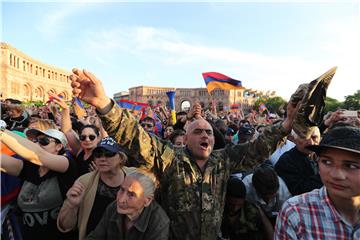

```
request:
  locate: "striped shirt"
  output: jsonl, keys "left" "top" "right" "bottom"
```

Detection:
{"left": 275, "top": 187, "right": 360, "bottom": 240}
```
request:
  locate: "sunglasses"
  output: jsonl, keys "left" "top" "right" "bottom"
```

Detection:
{"left": 34, "top": 137, "right": 57, "bottom": 146}
{"left": 141, "top": 123, "right": 154, "bottom": 128}
{"left": 80, "top": 134, "right": 97, "bottom": 141}
{"left": 192, "top": 128, "right": 213, "bottom": 136}
{"left": 93, "top": 149, "right": 117, "bottom": 158}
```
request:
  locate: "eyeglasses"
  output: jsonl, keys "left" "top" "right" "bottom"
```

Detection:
{"left": 141, "top": 123, "right": 154, "bottom": 128}
{"left": 34, "top": 137, "right": 57, "bottom": 146}
{"left": 93, "top": 149, "right": 117, "bottom": 158}
{"left": 80, "top": 134, "right": 97, "bottom": 141}
{"left": 192, "top": 128, "right": 213, "bottom": 136}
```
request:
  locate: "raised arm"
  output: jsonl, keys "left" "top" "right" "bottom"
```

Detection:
{"left": 70, "top": 68, "right": 174, "bottom": 171}
{"left": 1, "top": 130, "right": 69, "bottom": 173}
{"left": 50, "top": 93, "right": 81, "bottom": 155}
{"left": 228, "top": 101, "right": 297, "bottom": 171}
{"left": 1, "top": 154, "right": 24, "bottom": 176}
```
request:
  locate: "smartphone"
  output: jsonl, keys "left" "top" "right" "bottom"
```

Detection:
{"left": 342, "top": 110, "right": 358, "bottom": 118}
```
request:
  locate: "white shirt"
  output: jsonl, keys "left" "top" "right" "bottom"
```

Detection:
{"left": 241, "top": 174, "right": 292, "bottom": 217}
{"left": 269, "top": 140, "right": 295, "bottom": 166}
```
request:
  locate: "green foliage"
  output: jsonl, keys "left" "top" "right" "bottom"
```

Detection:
{"left": 324, "top": 97, "right": 342, "bottom": 112}
{"left": 342, "top": 90, "right": 360, "bottom": 110}
{"left": 253, "top": 97, "right": 267, "bottom": 111}
{"left": 253, "top": 91, "right": 359, "bottom": 115}
{"left": 23, "top": 100, "right": 45, "bottom": 107}
{"left": 266, "top": 96, "right": 287, "bottom": 113}
{"left": 253, "top": 96, "right": 286, "bottom": 114}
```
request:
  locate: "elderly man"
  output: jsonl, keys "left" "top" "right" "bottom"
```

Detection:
{"left": 275, "top": 125, "right": 360, "bottom": 239}
{"left": 275, "top": 127, "right": 323, "bottom": 195}
{"left": 70, "top": 68, "right": 297, "bottom": 240}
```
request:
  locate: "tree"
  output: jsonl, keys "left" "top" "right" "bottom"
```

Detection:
{"left": 253, "top": 96, "right": 286, "bottom": 114}
{"left": 343, "top": 90, "right": 360, "bottom": 110}
{"left": 266, "top": 96, "right": 287, "bottom": 114}
{"left": 324, "top": 97, "right": 342, "bottom": 112}
{"left": 23, "top": 100, "right": 44, "bottom": 107}
{"left": 253, "top": 97, "right": 267, "bottom": 112}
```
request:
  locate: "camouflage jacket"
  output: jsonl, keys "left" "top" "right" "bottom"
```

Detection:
{"left": 99, "top": 101, "right": 289, "bottom": 240}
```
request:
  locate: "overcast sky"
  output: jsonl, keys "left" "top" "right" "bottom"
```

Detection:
{"left": 2, "top": 0, "right": 359, "bottom": 101}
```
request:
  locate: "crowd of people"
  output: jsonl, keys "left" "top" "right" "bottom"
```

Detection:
{"left": 1, "top": 68, "right": 359, "bottom": 240}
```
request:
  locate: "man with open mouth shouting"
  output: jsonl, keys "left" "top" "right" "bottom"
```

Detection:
{"left": 70, "top": 68, "right": 298, "bottom": 240}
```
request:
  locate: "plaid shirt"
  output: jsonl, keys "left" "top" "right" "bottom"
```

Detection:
{"left": 275, "top": 187, "right": 360, "bottom": 240}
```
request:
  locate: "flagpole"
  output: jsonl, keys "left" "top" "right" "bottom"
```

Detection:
{"left": 233, "top": 89, "right": 235, "bottom": 105}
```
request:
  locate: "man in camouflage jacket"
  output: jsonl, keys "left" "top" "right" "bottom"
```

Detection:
{"left": 70, "top": 68, "right": 297, "bottom": 240}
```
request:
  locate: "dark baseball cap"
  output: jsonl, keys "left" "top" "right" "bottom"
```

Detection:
{"left": 94, "top": 137, "right": 125, "bottom": 153}
{"left": 307, "top": 126, "right": 360, "bottom": 155}
{"left": 238, "top": 124, "right": 255, "bottom": 136}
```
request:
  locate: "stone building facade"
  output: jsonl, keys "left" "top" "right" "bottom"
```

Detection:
{"left": 116, "top": 86, "right": 275, "bottom": 112}
{"left": 0, "top": 42, "right": 72, "bottom": 102}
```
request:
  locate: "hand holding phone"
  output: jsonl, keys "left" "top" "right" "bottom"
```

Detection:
{"left": 341, "top": 110, "right": 358, "bottom": 118}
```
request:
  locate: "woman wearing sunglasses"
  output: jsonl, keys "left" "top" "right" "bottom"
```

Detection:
{"left": 48, "top": 93, "right": 103, "bottom": 176}
{"left": 0, "top": 128, "right": 78, "bottom": 240}
{"left": 74, "top": 124, "right": 102, "bottom": 175}
{"left": 57, "top": 137, "right": 128, "bottom": 240}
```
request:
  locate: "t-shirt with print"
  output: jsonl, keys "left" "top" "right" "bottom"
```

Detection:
{"left": 17, "top": 157, "right": 77, "bottom": 240}
{"left": 85, "top": 178, "right": 120, "bottom": 236}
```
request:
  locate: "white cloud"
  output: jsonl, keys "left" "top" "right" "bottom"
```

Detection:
{"left": 80, "top": 18, "right": 359, "bottom": 101}
{"left": 36, "top": 2, "right": 91, "bottom": 39}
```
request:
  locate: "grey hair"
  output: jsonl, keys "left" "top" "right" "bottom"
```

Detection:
{"left": 125, "top": 167, "right": 159, "bottom": 197}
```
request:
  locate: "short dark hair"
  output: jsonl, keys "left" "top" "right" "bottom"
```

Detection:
{"left": 141, "top": 117, "right": 155, "bottom": 126}
{"left": 169, "top": 129, "right": 186, "bottom": 145}
{"left": 5, "top": 98, "right": 22, "bottom": 104}
{"left": 226, "top": 177, "right": 246, "bottom": 198}
{"left": 252, "top": 166, "right": 279, "bottom": 196}
{"left": 80, "top": 124, "right": 100, "bottom": 136}
{"left": 176, "top": 111, "right": 187, "bottom": 116}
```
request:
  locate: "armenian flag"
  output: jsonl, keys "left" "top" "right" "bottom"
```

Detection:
{"left": 259, "top": 103, "right": 268, "bottom": 113}
{"left": 117, "top": 100, "right": 145, "bottom": 112}
{"left": 73, "top": 97, "right": 86, "bottom": 119}
{"left": 202, "top": 72, "right": 244, "bottom": 93}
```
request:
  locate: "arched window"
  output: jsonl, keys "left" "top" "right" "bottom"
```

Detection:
{"left": 23, "top": 84, "right": 32, "bottom": 97}
{"left": 59, "top": 92, "right": 67, "bottom": 100}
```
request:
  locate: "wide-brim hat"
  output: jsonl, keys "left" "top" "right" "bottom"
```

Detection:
{"left": 307, "top": 126, "right": 360, "bottom": 155}
{"left": 26, "top": 128, "right": 68, "bottom": 146}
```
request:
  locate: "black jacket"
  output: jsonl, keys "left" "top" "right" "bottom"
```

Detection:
{"left": 86, "top": 201, "right": 169, "bottom": 240}
{"left": 275, "top": 147, "right": 323, "bottom": 196}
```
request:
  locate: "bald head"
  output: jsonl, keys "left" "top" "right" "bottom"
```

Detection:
{"left": 184, "top": 118, "right": 215, "bottom": 161}
{"left": 185, "top": 118, "right": 213, "bottom": 136}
